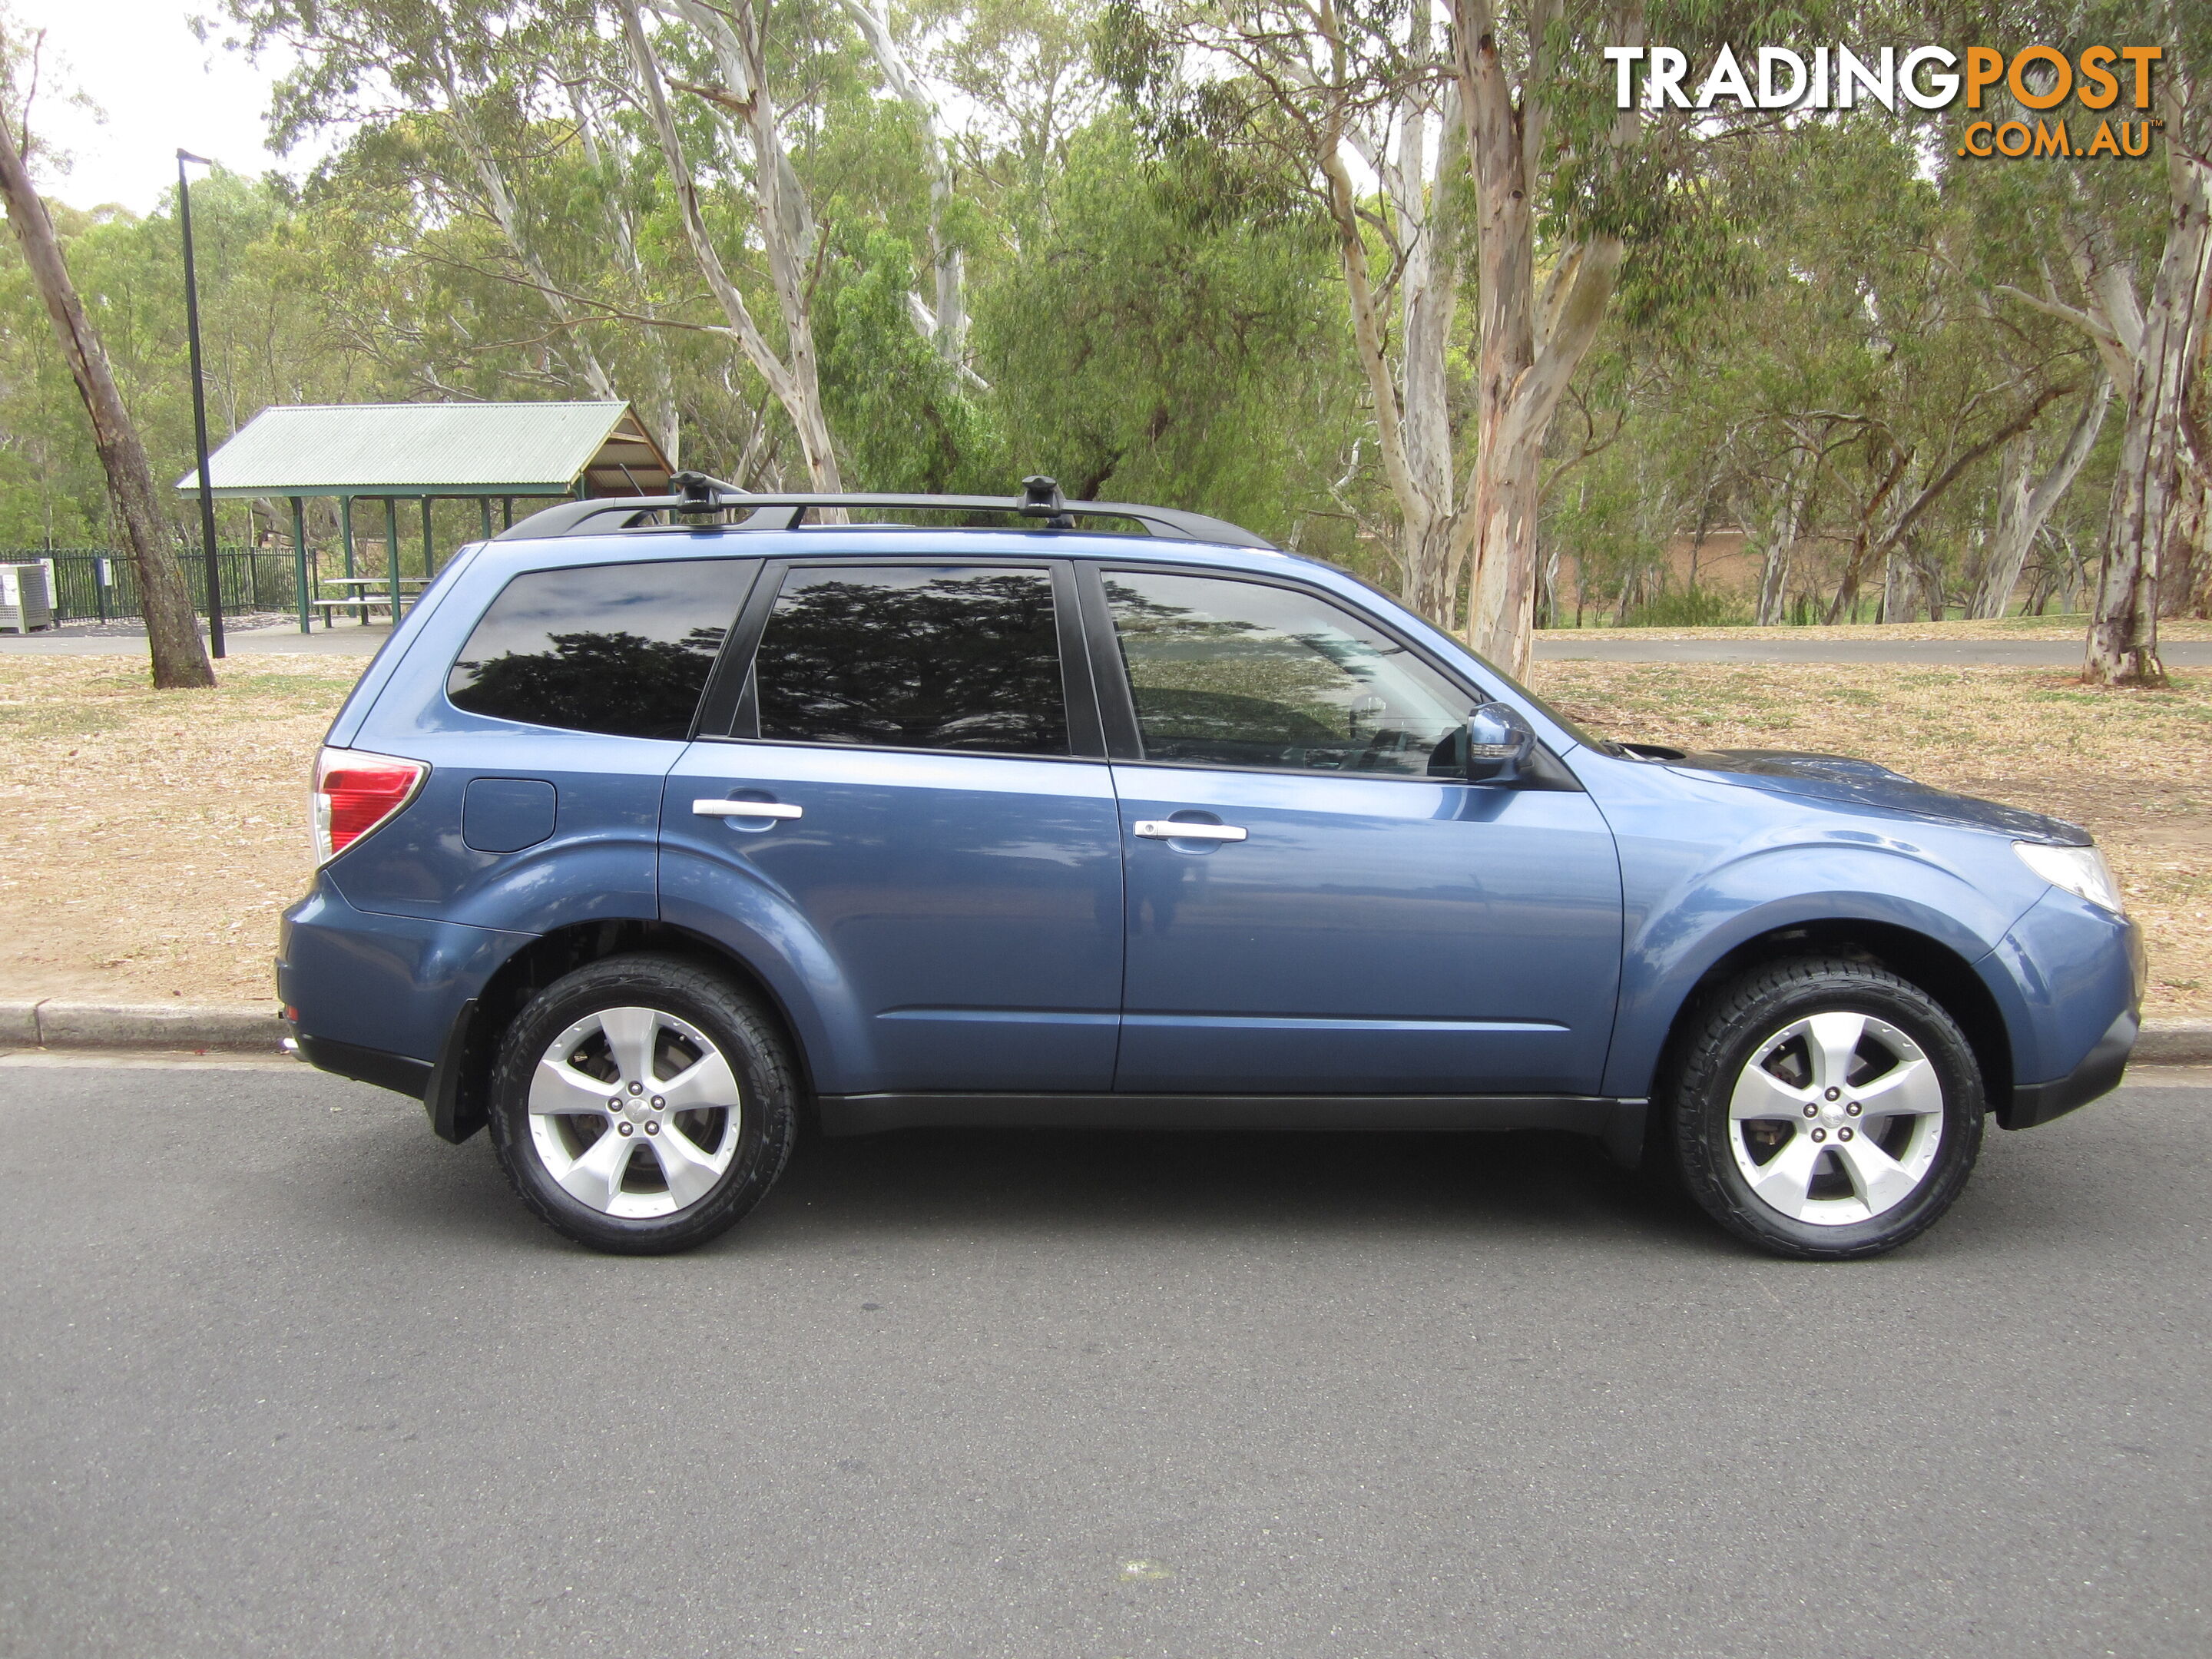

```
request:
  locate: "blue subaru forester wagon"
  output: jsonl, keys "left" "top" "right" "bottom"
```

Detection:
{"left": 281, "top": 475, "right": 2141, "bottom": 1259}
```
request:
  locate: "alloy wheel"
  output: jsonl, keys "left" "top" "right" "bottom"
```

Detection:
{"left": 525, "top": 1005, "right": 743, "bottom": 1219}
{"left": 1727, "top": 1010, "right": 1946, "bottom": 1227}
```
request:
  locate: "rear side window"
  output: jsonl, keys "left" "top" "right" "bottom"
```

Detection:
{"left": 748, "top": 565, "right": 1067, "bottom": 754}
{"left": 447, "top": 560, "right": 751, "bottom": 740}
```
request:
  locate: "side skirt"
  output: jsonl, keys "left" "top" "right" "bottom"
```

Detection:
{"left": 817, "top": 1091, "right": 1649, "bottom": 1164}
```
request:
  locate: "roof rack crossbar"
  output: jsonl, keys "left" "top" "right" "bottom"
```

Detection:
{"left": 495, "top": 488, "right": 1273, "bottom": 549}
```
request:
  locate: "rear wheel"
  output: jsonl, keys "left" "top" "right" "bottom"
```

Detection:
{"left": 1664, "top": 957, "right": 1984, "bottom": 1260}
{"left": 486, "top": 954, "right": 798, "bottom": 1254}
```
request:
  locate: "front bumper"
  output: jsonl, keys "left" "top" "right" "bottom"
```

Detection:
{"left": 2006, "top": 1007, "right": 2137, "bottom": 1130}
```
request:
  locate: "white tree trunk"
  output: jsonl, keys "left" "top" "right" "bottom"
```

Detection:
{"left": 621, "top": 0, "right": 843, "bottom": 492}
{"left": 835, "top": 0, "right": 968, "bottom": 368}
{"left": 1755, "top": 465, "right": 1806, "bottom": 626}
{"left": 1968, "top": 376, "right": 2109, "bottom": 620}
{"left": 1304, "top": 0, "right": 1464, "bottom": 624}
{"left": 568, "top": 84, "right": 682, "bottom": 462}
{"left": 1449, "top": 0, "right": 1632, "bottom": 679}
{"left": 2086, "top": 68, "right": 2210, "bottom": 685}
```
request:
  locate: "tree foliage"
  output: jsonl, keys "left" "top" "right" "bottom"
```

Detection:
{"left": 0, "top": 0, "right": 2203, "bottom": 651}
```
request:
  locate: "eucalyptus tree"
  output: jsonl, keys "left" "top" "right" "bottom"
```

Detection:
{"left": 832, "top": 0, "right": 972, "bottom": 366}
{"left": 1101, "top": 0, "right": 1471, "bottom": 627}
{"left": 1104, "top": 0, "right": 1822, "bottom": 676}
{"left": 615, "top": 0, "right": 854, "bottom": 491}
{"left": 974, "top": 117, "right": 1357, "bottom": 545}
{"left": 1962, "top": 373, "right": 2108, "bottom": 619}
{"left": 218, "top": 0, "right": 690, "bottom": 455}
{"left": 1963, "top": 0, "right": 2212, "bottom": 682}
{"left": 919, "top": 0, "right": 1105, "bottom": 192}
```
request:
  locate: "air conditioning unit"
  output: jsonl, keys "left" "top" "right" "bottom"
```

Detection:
{"left": 0, "top": 562, "right": 54, "bottom": 633}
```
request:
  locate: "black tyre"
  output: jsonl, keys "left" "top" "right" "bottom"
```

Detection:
{"left": 1661, "top": 956, "right": 1985, "bottom": 1260}
{"left": 486, "top": 953, "right": 799, "bottom": 1254}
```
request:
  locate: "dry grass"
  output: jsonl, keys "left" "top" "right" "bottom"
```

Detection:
{"left": 0, "top": 654, "right": 369, "bottom": 1005}
{"left": 0, "top": 648, "right": 2203, "bottom": 1015}
{"left": 1551, "top": 614, "right": 2212, "bottom": 642}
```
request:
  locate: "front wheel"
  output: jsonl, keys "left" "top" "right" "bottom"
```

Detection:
{"left": 1663, "top": 957, "right": 1985, "bottom": 1260}
{"left": 486, "top": 954, "right": 799, "bottom": 1254}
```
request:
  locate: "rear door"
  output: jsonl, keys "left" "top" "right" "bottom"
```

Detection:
{"left": 659, "top": 559, "right": 1124, "bottom": 1096}
{"left": 1092, "top": 566, "right": 1624, "bottom": 1097}
{"left": 333, "top": 556, "right": 755, "bottom": 937}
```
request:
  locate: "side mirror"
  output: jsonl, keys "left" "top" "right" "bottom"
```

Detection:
{"left": 1463, "top": 701, "right": 1536, "bottom": 784}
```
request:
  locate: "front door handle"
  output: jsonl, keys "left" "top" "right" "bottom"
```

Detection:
{"left": 694, "top": 799, "right": 803, "bottom": 820}
{"left": 1134, "top": 820, "right": 1247, "bottom": 842}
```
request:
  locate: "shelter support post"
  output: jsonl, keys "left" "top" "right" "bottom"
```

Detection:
{"left": 290, "top": 495, "right": 310, "bottom": 634}
{"left": 421, "top": 496, "right": 435, "bottom": 577}
{"left": 385, "top": 497, "right": 401, "bottom": 624}
{"left": 502, "top": 498, "right": 512, "bottom": 530}
{"left": 478, "top": 498, "right": 492, "bottom": 541}
{"left": 340, "top": 496, "right": 356, "bottom": 581}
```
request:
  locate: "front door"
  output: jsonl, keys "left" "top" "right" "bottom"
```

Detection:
{"left": 659, "top": 560, "right": 1124, "bottom": 1096}
{"left": 1096, "top": 568, "right": 1623, "bottom": 1097}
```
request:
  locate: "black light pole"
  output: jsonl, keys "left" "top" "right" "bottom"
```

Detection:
{"left": 177, "top": 149, "right": 224, "bottom": 658}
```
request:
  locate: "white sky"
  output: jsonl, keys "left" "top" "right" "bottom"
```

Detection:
{"left": 9, "top": 0, "right": 314, "bottom": 215}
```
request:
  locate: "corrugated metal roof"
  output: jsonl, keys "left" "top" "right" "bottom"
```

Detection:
{"left": 177, "top": 401, "right": 671, "bottom": 498}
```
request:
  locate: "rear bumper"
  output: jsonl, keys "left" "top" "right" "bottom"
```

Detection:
{"left": 277, "top": 876, "right": 528, "bottom": 1066}
{"left": 2005, "top": 1008, "right": 2136, "bottom": 1130}
{"left": 296, "top": 1033, "right": 432, "bottom": 1100}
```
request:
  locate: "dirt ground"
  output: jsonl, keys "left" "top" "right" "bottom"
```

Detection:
{"left": 0, "top": 647, "right": 2204, "bottom": 1015}
{"left": 1550, "top": 614, "right": 2212, "bottom": 642}
{"left": 0, "top": 656, "right": 364, "bottom": 1007}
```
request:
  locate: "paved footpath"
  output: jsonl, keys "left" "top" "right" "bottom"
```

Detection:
{"left": 2, "top": 1058, "right": 2206, "bottom": 1658}
{"left": 0, "top": 621, "right": 387, "bottom": 657}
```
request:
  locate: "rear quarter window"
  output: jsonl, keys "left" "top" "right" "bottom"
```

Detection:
{"left": 446, "top": 560, "right": 752, "bottom": 740}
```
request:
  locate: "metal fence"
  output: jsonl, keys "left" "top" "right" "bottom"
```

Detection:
{"left": 4, "top": 547, "right": 333, "bottom": 624}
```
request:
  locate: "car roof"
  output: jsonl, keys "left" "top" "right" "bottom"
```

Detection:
{"left": 495, "top": 485, "right": 1275, "bottom": 550}
{"left": 480, "top": 523, "right": 1318, "bottom": 580}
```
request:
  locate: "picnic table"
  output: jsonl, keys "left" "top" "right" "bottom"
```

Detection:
{"left": 313, "top": 574, "right": 429, "bottom": 628}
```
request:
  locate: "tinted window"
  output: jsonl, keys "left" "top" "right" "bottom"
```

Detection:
{"left": 447, "top": 560, "right": 750, "bottom": 740}
{"left": 750, "top": 565, "right": 1067, "bottom": 754}
{"left": 1106, "top": 571, "right": 1474, "bottom": 776}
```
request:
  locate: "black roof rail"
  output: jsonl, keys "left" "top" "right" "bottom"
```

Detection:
{"left": 493, "top": 475, "right": 1276, "bottom": 550}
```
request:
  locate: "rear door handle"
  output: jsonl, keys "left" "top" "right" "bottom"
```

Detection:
{"left": 1134, "top": 820, "right": 1247, "bottom": 842}
{"left": 694, "top": 799, "right": 803, "bottom": 820}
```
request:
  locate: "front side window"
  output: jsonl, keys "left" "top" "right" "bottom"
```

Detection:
{"left": 446, "top": 559, "right": 750, "bottom": 740}
{"left": 1105, "top": 570, "right": 1475, "bottom": 777}
{"left": 750, "top": 565, "right": 1068, "bottom": 755}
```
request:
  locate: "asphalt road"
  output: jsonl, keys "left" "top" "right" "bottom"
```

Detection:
{"left": 2, "top": 1061, "right": 2207, "bottom": 1658}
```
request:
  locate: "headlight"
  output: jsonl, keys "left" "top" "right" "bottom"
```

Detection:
{"left": 2014, "top": 841, "right": 2124, "bottom": 915}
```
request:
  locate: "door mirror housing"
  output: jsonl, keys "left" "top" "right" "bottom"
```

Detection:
{"left": 1463, "top": 702, "right": 1536, "bottom": 784}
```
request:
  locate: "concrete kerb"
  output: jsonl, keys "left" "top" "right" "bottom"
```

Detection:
{"left": 0, "top": 1001, "right": 289, "bottom": 1053}
{"left": 2, "top": 1000, "right": 2207, "bottom": 1068}
{"left": 2135, "top": 1019, "right": 2212, "bottom": 1066}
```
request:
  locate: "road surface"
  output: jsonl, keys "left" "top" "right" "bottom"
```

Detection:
{"left": 2, "top": 1058, "right": 2206, "bottom": 1657}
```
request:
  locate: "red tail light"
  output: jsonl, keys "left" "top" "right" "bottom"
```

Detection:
{"left": 313, "top": 747, "right": 428, "bottom": 863}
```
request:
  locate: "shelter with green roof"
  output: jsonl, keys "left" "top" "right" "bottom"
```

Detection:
{"left": 177, "top": 401, "right": 673, "bottom": 632}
